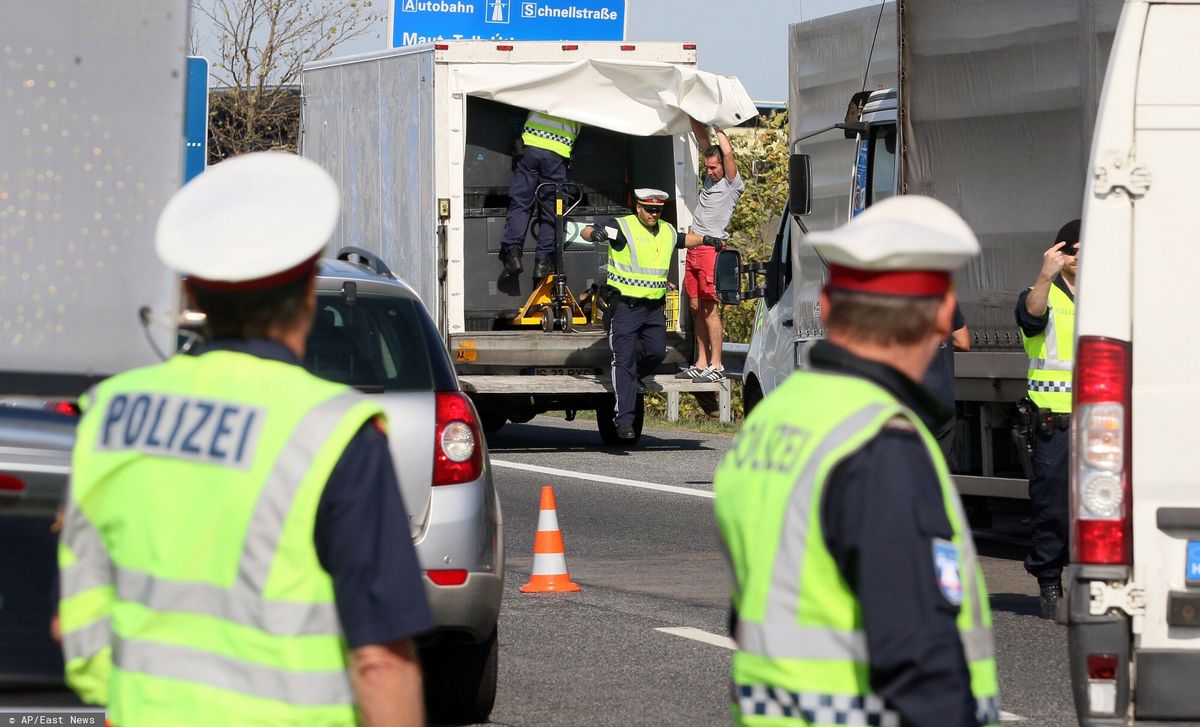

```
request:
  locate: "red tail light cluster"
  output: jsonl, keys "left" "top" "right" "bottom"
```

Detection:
{"left": 433, "top": 391, "right": 484, "bottom": 486}
{"left": 1073, "top": 336, "right": 1132, "bottom": 565}
{"left": 426, "top": 569, "right": 468, "bottom": 586}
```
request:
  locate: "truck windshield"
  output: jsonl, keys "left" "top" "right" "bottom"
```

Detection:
{"left": 850, "top": 124, "right": 898, "bottom": 216}
{"left": 306, "top": 294, "right": 434, "bottom": 392}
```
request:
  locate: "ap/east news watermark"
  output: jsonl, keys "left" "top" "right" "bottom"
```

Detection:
{"left": 2, "top": 711, "right": 105, "bottom": 726}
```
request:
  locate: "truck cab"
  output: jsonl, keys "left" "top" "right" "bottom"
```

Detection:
{"left": 1069, "top": 1, "right": 1200, "bottom": 722}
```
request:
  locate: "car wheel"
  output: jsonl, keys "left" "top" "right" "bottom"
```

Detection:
{"left": 596, "top": 393, "right": 643, "bottom": 446}
{"left": 743, "top": 377, "right": 763, "bottom": 415}
{"left": 424, "top": 627, "right": 498, "bottom": 725}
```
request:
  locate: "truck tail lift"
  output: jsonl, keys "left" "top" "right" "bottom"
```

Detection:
{"left": 509, "top": 183, "right": 590, "bottom": 333}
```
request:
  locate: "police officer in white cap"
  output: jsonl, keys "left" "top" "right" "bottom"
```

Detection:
{"left": 581, "top": 188, "right": 721, "bottom": 442}
{"left": 713, "top": 196, "right": 1001, "bottom": 726}
{"left": 58, "top": 152, "right": 431, "bottom": 726}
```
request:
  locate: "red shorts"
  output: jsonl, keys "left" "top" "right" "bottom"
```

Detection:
{"left": 684, "top": 246, "right": 717, "bottom": 302}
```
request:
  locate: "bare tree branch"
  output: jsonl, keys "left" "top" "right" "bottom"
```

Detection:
{"left": 193, "top": 0, "right": 381, "bottom": 161}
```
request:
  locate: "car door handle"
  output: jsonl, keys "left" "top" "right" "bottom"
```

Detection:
{"left": 782, "top": 319, "right": 794, "bottom": 328}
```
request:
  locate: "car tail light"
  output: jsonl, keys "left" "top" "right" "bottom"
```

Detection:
{"left": 433, "top": 391, "right": 484, "bottom": 486}
{"left": 426, "top": 569, "right": 468, "bottom": 586}
{"left": 1073, "top": 336, "right": 1132, "bottom": 565}
{"left": 49, "top": 400, "right": 80, "bottom": 416}
{"left": 1086, "top": 654, "right": 1119, "bottom": 714}
{"left": 0, "top": 474, "right": 26, "bottom": 506}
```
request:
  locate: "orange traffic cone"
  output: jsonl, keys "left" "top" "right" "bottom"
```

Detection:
{"left": 519, "top": 486, "right": 580, "bottom": 593}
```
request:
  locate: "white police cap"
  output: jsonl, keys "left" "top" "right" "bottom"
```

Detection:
{"left": 634, "top": 188, "right": 670, "bottom": 205}
{"left": 156, "top": 152, "right": 339, "bottom": 287}
{"left": 806, "top": 196, "right": 980, "bottom": 297}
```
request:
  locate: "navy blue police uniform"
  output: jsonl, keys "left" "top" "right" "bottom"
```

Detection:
{"left": 1015, "top": 278, "right": 1073, "bottom": 590}
{"left": 921, "top": 302, "right": 966, "bottom": 470}
{"left": 595, "top": 217, "right": 689, "bottom": 429}
{"left": 802, "top": 340, "right": 979, "bottom": 725}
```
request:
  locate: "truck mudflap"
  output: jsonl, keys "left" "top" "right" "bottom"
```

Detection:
{"left": 1068, "top": 564, "right": 1132, "bottom": 725}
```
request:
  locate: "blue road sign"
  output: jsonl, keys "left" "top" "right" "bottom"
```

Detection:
{"left": 390, "top": 0, "right": 626, "bottom": 46}
{"left": 185, "top": 57, "right": 209, "bottom": 183}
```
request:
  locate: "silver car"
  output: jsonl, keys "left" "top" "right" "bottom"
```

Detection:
{"left": 0, "top": 405, "right": 74, "bottom": 685}
{"left": 310, "top": 254, "right": 504, "bottom": 724}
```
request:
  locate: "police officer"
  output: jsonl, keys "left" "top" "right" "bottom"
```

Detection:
{"left": 499, "top": 110, "right": 582, "bottom": 280}
{"left": 582, "top": 188, "right": 720, "bottom": 441}
{"left": 58, "top": 153, "right": 433, "bottom": 725}
{"left": 713, "top": 196, "right": 1000, "bottom": 726}
{"left": 1015, "top": 219, "right": 1079, "bottom": 619}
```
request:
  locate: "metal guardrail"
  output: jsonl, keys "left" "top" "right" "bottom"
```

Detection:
{"left": 723, "top": 342, "right": 748, "bottom": 380}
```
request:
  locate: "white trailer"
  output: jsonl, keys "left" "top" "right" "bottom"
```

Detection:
{"left": 0, "top": 2, "right": 187, "bottom": 398}
{"left": 300, "top": 41, "right": 754, "bottom": 441}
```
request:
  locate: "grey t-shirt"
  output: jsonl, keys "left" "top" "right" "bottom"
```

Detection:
{"left": 689, "top": 172, "right": 745, "bottom": 238}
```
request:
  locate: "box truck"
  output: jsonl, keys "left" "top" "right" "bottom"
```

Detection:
{"left": 1068, "top": 1, "right": 1200, "bottom": 721}
{"left": 0, "top": 0, "right": 189, "bottom": 685}
{"left": 299, "top": 42, "right": 755, "bottom": 442}
{"left": 728, "top": 0, "right": 1121, "bottom": 502}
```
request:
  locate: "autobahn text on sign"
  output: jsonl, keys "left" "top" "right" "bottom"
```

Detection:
{"left": 389, "top": 0, "right": 626, "bottom": 46}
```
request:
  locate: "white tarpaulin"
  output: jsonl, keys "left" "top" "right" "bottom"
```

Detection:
{"left": 452, "top": 59, "right": 757, "bottom": 136}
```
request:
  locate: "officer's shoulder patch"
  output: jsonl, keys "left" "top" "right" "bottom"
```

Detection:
{"left": 932, "top": 537, "right": 964, "bottom": 606}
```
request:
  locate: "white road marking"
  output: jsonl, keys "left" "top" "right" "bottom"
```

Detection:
{"left": 655, "top": 626, "right": 736, "bottom": 650}
{"left": 1000, "top": 711, "right": 1024, "bottom": 722}
{"left": 490, "top": 459, "right": 715, "bottom": 499}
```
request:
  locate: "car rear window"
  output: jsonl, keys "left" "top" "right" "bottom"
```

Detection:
{"left": 306, "top": 293, "right": 434, "bottom": 392}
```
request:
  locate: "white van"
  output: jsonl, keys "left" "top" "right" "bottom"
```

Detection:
{"left": 1069, "top": 0, "right": 1200, "bottom": 721}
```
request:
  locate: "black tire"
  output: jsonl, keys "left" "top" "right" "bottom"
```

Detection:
{"left": 423, "top": 627, "right": 499, "bottom": 725}
{"left": 596, "top": 393, "right": 644, "bottom": 446}
{"left": 478, "top": 407, "right": 506, "bottom": 434}
{"left": 743, "top": 377, "right": 763, "bottom": 415}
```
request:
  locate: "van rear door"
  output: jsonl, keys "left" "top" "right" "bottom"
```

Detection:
{"left": 1128, "top": 2, "right": 1200, "bottom": 719}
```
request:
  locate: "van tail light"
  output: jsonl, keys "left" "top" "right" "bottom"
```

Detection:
{"left": 49, "top": 400, "right": 80, "bottom": 416}
{"left": 0, "top": 474, "right": 26, "bottom": 506}
{"left": 433, "top": 391, "right": 484, "bottom": 486}
{"left": 1072, "top": 336, "right": 1132, "bottom": 565}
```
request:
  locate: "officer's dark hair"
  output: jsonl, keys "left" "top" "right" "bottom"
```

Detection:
{"left": 825, "top": 289, "right": 943, "bottom": 346}
{"left": 188, "top": 274, "right": 313, "bottom": 340}
{"left": 703, "top": 145, "right": 723, "bottom": 163}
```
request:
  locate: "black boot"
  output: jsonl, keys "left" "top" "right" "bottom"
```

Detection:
{"left": 1039, "top": 582, "right": 1063, "bottom": 620}
{"left": 533, "top": 258, "right": 554, "bottom": 279}
{"left": 500, "top": 250, "right": 523, "bottom": 278}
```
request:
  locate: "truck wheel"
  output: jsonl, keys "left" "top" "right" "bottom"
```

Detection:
{"left": 423, "top": 627, "right": 498, "bottom": 725}
{"left": 480, "top": 409, "right": 506, "bottom": 434}
{"left": 596, "top": 393, "right": 644, "bottom": 445}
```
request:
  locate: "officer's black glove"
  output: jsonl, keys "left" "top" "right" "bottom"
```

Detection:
{"left": 703, "top": 235, "right": 725, "bottom": 250}
{"left": 590, "top": 227, "right": 610, "bottom": 243}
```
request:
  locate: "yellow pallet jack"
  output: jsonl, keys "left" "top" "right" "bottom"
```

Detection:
{"left": 509, "top": 183, "right": 590, "bottom": 333}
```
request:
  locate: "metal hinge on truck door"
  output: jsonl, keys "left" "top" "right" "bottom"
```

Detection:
{"left": 1089, "top": 580, "right": 1147, "bottom": 617}
{"left": 1093, "top": 157, "right": 1151, "bottom": 198}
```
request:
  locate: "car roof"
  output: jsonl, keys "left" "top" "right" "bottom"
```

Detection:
{"left": 314, "top": 258, "right": 422, "bottom": 301}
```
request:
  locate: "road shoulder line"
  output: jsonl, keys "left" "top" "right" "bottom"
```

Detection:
{"left": 490, "top": 459, "right": 715, "bottom": 499}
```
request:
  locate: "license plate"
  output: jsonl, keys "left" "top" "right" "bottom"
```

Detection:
{"left": 1187, "top": 541, "right": 1200, "bottom": 586}
{"left": 528, "top": 367, "right": 600, "bottom": 376}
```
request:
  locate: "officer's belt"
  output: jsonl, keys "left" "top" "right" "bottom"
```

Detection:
{"left": 613, "top": 293, "right": 665, "bottom": 308}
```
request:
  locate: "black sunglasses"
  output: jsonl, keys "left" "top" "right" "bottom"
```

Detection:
{"left": 638, "top": 204, "right": 664, "bottom": 215}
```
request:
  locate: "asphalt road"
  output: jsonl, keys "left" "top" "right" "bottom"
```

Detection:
{"left": 1, "top": 414, "right": 1080, "bottom": 726}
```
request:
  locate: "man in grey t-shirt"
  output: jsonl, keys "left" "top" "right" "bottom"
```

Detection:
{"left": 677, "top": 116, "right": 744, "bottom": 384}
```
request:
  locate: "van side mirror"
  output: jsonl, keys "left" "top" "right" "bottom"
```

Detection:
{"left": 789, "top": 154, "right": 812, "bottom": 217}
{"left": 715, "top": 248, "right": 768, "bottom": 304}
{"left": 715, "top": 249, "right": 743, "bottom": 305}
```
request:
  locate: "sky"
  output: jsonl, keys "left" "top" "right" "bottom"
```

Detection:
{"left": 194, "top": 0, "right": 883, "bottom": 101}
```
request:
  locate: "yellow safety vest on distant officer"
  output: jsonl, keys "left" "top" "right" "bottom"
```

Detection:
{"left": 59, "top": 350, "right": 383, "bottom": 726}
{"left": 1021, "top": 284, "right": 1074, "bottom": 414}
{"left": 606, "top": 214, "right": 677, "bottom": 301}
{"left": 522, "top": 112, "right": 581, "bottom": 159}
{"left": 713, "top": 371, "right": 999, "bottom": 726}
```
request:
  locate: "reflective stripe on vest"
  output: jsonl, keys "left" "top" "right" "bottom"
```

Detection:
{"left": 60, "top": 352, "right": 381, "bottom": 722}
{"left": 522, "top": 112, "right": 580, "bottom": 157}
{"left": 713, "top": 370, "right": 999, "bottom": 726}
{"left": 607, "top": 215, "right": 676, "bottom": 300}
{"left": 1021, "top": 283, "right": 1074, "bottom": 413}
